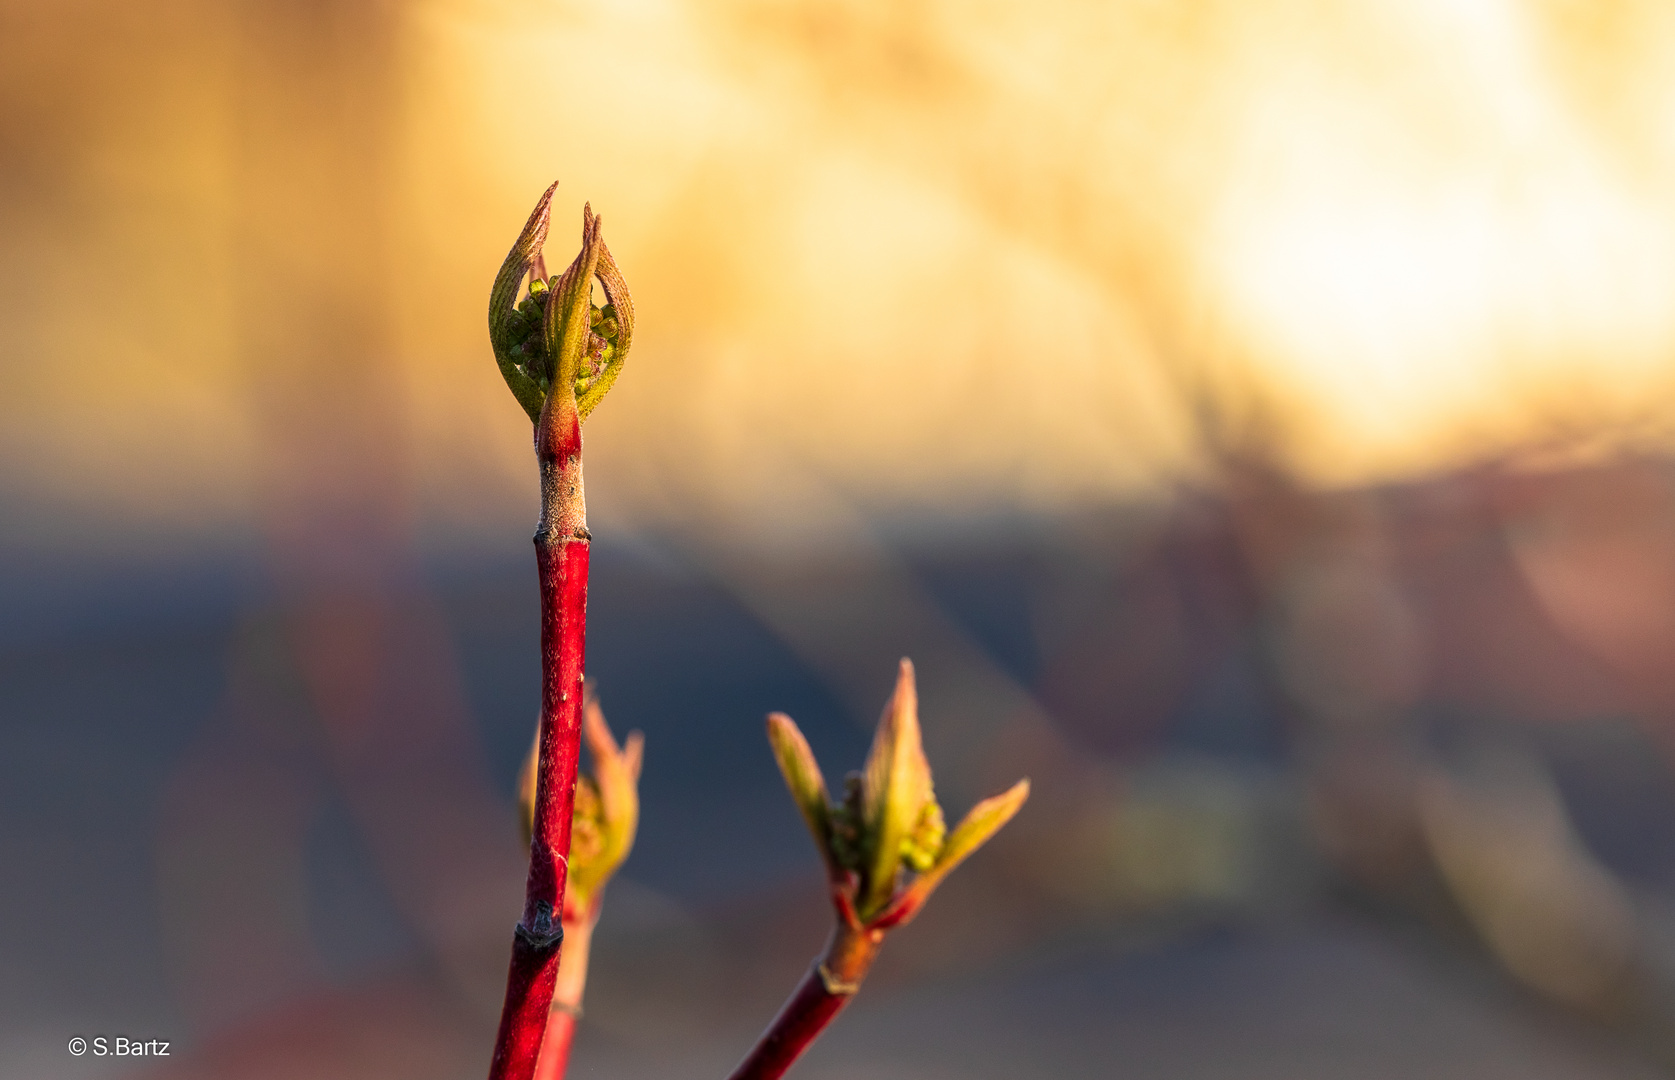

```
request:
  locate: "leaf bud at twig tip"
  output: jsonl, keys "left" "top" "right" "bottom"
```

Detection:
{"left": 765, "top": 658, "right": 1029, "bottom": 933}
{"left": 488, "top": 184, "right": 634, "bottom": 429}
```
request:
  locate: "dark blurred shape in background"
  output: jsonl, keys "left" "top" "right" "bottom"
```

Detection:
{"left": 12, "top": 1, "right": 1675, "bottom": 1077}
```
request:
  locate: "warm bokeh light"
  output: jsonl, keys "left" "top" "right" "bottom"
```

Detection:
{"left": 1206, "top": 0, "right": 1675, "bottom": 480}
{"left": 12, "top": 0, "right": 1675, "bottom": 557}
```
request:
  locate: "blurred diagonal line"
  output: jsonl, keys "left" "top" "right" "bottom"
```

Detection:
{"left": 1419, "top": 744, "right": 1639, "bottom": 1014}
{"left": 678, "top": 464, "right": 1076, "bottom": 810}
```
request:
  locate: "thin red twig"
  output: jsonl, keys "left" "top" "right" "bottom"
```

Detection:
{"left": 725, "top": 923, "right": 882, "bottom": 1080}
{"left": 487, "top": 395, "right": 590, "bottom": 1080}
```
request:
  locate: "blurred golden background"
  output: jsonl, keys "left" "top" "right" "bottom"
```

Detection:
{"left": 20, "top": 0, "right": 1675, "bottom": 545}
{"left": 13, "top": 0, "right": 1675, "bottom": 1077}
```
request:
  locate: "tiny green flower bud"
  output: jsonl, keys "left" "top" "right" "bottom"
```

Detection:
{"left": 901, "top": 799, "right": 946, "bottom": 873}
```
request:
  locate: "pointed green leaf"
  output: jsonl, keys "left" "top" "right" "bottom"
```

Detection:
{"left": 872, "top": 778, "right": 1029, "bottom": 930}
{"left": 577, "top": 238, "right": 634, "bottom": 420}
{"left": 768, "top": 712, "right": 841, "bottom": 880}
{"left": 583, "top": 693, "right": 639, "bottom": 852}
{"left": 859, "top": 658, "right": 934, "bottom": 918}
{"left": 567, "top": 690, "right": 643, "bottom": 912}
{"left": 930, "top": 779, "right": 1028, "bottom": 881}
{"left": 543, "top": 205, "right": 602, "bottom": 401}
{"left": 594, "top": 241, "right": 634, "bottom": 357}
{"left": 489, "top": 182, "right": 558, "bottom": 422}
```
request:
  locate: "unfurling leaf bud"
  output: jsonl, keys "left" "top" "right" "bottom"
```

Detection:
{"left": 767, "top": 712, "right": 839, "bottom": 882}
{"left": 766, "top": 658, "right": 1028, "bottom": 934}
{"left": 901, "top": 799, "right": 946, "bottom": 874}
{"left": 488, "top": 184, "right": 635, "bottom": 427}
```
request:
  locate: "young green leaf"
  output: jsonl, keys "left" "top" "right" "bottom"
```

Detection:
{"left": 858, "top": 659, "right": 935, "bottom": 918}
{"left": 576, "top": 240, "right": 635, "bottom": 421}
{"left": 543, "top": 206, "right": 603, "bottom": 403}
{"left": 488, "top": 182, "right": 558, "bottom": 422}
{"left": 878, "top": 778, "right": 1030, "bottom": 927}
{"left": 767, "top": 712, "right": 840, "bottom": 881}
{"left": 931, "top": 779, "right": 1029, "bottom": 881}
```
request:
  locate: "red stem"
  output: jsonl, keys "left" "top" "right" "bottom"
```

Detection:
{"left": 488, "top": 403, "right": 589, "bottom": 1080}
{"left": 726, "top": 923, "right": 881, "bottom": 1080}
{"left": 527, "top": 538, "right": 590, "bottom": 929}
{"left": 726, "top": 967, "right": 851, "bottom": 1080}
